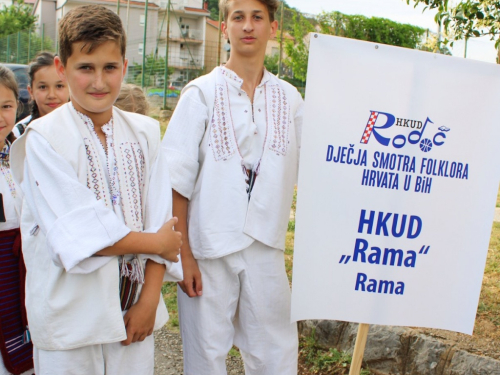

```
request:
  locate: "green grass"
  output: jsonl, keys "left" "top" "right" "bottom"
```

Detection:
{"left": 228, "top": 347, "right": 241, "bottom": 358}
{"left": 159, "top": 119, "right": 168, "bottom": 137}
{"left": 477, "top": 222, "right": 500, "bottom": 328}
{"left": 285, "top": 188, "right": 297, "bottom": 283}
{"left": 161, "top": 282, "right": 179, "bottom": 330}
{"left": 299, "top": 330, "right": 370, "bottom": 375}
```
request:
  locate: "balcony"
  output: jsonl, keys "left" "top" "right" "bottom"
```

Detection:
{"left": 168, "top": 57, "right": 203, "bottom": 70}
{"left": 158, "top": 2, "right": 211, "bottom": 16}
{"left": 167, "top": 29, "right": 203, "bottom": 44}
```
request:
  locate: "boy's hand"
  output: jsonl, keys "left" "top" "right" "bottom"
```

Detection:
{"left": 122, "top": 299, "right": 157, "bottom": 346}
{"left": 178, "top": 251, "right": 203, "bottom": 298}
{"left": 156, "top": 217, "right": 182, "bottom": 262}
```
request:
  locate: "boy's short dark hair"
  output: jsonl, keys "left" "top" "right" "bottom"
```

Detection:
{"left": 58, "top": 5, "right": 126, "bottom": 66}
{"left": 219, "top": 0, "right": 279, "bottom": 22}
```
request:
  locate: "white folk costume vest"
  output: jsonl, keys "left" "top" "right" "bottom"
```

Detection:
{"left": 10, "top": 104, "right": 178, "bottom": 350}
{"left": 185, "top": 67, "right": 301, "bottom": 259}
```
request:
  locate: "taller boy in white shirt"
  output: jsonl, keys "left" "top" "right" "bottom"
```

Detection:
{"left": 163, "top": 0, "right": 304, "bottom": 373}
{"left": 11, "top": 5, "right": 183, "bottom": 374}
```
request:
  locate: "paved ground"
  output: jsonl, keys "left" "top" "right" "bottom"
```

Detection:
{"left": 154, "top": 326, "right": 245, "bottom": 375}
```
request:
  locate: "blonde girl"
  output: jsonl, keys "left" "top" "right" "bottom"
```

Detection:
{"left": 115, "top": 83, "right": 149, "bottom": 115}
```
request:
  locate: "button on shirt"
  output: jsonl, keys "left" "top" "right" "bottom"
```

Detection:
{"left": 76, "top": 110, "right": 125, "bottom": 223}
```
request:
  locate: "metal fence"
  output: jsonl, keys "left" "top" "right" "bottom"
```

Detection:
{"left": 0, "top": 18, "right": 306, "bottom": 114}
{"left": 0, "top": 23, "right": 57, "bottom": 65}
{"left": 0, "top": 23, "right": 229, "bottom": 110}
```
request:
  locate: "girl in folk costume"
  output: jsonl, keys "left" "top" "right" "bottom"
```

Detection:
{"left": 13, "top": 52, "right": 69, "bottom": 137}
{"left": 0, "top": 66, "right": 33, "bottom": 375}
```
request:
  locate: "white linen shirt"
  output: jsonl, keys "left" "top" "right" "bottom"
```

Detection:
{"left": 164, "top": 67, "right": 304, "bottom": 259}
{"left": 10, "top": 104, "right": 180, "bottom": 350}
{"left": 20, "top": 128, "right": 174, "bottom": 274}
{"left": 165, "top": 67, "right": 299, "bottom": 200}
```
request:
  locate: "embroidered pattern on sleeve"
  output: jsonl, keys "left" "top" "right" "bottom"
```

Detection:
{"left": 83, "top": 138, "right": 109, "bottom": 205}
{"left": 210, "top": 83, "right": 236, "bottom": 162}
{"left": 269, "top": 84, "right": 290, "bottom": 156}
{"left": 118, "top": 142, "right": 145, "bottom": 231}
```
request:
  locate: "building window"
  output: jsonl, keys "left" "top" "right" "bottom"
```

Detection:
{"left": 138, "top": 43, "right": 144, "bottom": 55}
{"left": 140, "top": 14, "right": 145, "bottom": 26}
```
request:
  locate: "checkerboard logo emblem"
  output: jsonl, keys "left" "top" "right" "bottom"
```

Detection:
{"left": 360, "top": 111, "right": 379, "bottom": 144}
{"left": 358, "top": 110, "right": 448, "bottom": 151}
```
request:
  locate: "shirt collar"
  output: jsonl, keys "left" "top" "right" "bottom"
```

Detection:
{"left": 220, "top": 66, "right": 271, "bottom": 90}
{"left": 72, "top": 103, "right": 113, "bottom": 131}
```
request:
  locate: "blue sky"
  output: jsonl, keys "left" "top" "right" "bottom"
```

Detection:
{"left": 285, "top": 0, "right": 498, "bottom": 63}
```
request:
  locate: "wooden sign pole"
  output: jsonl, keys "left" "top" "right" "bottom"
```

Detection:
{"left": 348, "top": 323, "right": 370, "bottom": 375}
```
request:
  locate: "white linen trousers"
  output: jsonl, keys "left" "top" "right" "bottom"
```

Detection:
{"left": 33, "top": 335, "right": 154, "bottom": 375}
{"left": 178, "top": 241, "right": 298, "bottom": 375}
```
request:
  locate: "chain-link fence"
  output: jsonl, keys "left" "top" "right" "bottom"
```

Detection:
{"left": 0, "top": 9, "right": 305, "bottom": 115}
{"left": 125, "top": 38, "right": 227, "bottom": 110}
{"left": 0, "top": 23, "right": 57, "bottom": 65}
{"left": 1, "top": 21, "right": 230, "bottom": 112}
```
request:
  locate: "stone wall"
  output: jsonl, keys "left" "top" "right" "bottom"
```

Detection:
{"left": 299, "top": 321, "right": 500, "bottom": 374}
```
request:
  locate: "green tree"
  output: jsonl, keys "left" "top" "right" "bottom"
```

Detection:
{"left": 418, "top": 33, "right": 452, "bottom": 54}
{"left": 130, "top": 54, "right": 175, "bottom": 87}
{"left": 283, "top": 11, "right": 314, "bottom": 83}
{"left": 406, "top": 0, "right": 500, "bottom": 47}
{"left": 318, "top": 12, "right": 426, "bottom": 49}
{"left": 0, "top": 0, "right": 37, "bottom": 37}
{"left": 0, "top": 29, "right": 54, "bottom": 64}
{"left": 264, "top": 53, "right": 279, "bottom": 75}
{"left": 276, "top": 1, "right": 318, "bottom": 34}
{"left": 207, "top": 0, "right": 219, "bottom": 21}
{"left": 283, "top": 10, "right": 427, "bottom": 84}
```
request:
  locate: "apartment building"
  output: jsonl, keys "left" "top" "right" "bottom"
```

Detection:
{"left": 30, "top": 0, "right": 159, "bottom": 65}
{"left": 155, "top": 0, "right": 209, "bottom": 87}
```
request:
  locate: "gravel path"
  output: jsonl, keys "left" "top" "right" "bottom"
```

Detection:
{"left": 154, "top": 326, "right": 245, "bottom": 375}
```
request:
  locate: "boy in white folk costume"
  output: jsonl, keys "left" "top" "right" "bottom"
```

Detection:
{"left": 163, "top": 0, "right": 304, "bottom": 373}
{"left": 10, "top": 6, "right": 183, "bottom": 375}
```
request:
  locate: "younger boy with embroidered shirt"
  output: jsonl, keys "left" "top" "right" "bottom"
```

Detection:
{"left": 163, "top": 0, "right": 303, "bottom": 373}
{"left": 10, "top": 5, "right": 182, "bottom": 375}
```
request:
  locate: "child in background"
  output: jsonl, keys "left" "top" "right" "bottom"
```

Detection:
{"left": 0, "top": 66, "right": 33, "bottom": 375}
{"left": 115, "top": 83, "right": 149, "bottom": 115}
{"left": 10, "top": 6, "right": 182, "bottom": 374}
{"left": 14, "top": 52, "right": 69, "bottom": 137}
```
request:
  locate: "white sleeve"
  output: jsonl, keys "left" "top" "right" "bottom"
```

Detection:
{"left": 141, "top": 146, "right": 183, "bottom": 282}
{"left": 21, "top": 132, "right": 131, "bottom": 273}
{"left": 162, "top": 87, "right": 207, "bottom": 200}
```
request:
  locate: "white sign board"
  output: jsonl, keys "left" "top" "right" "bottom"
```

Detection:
{"left": 291, "top": 34, "right": 500, "bottom": 334}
